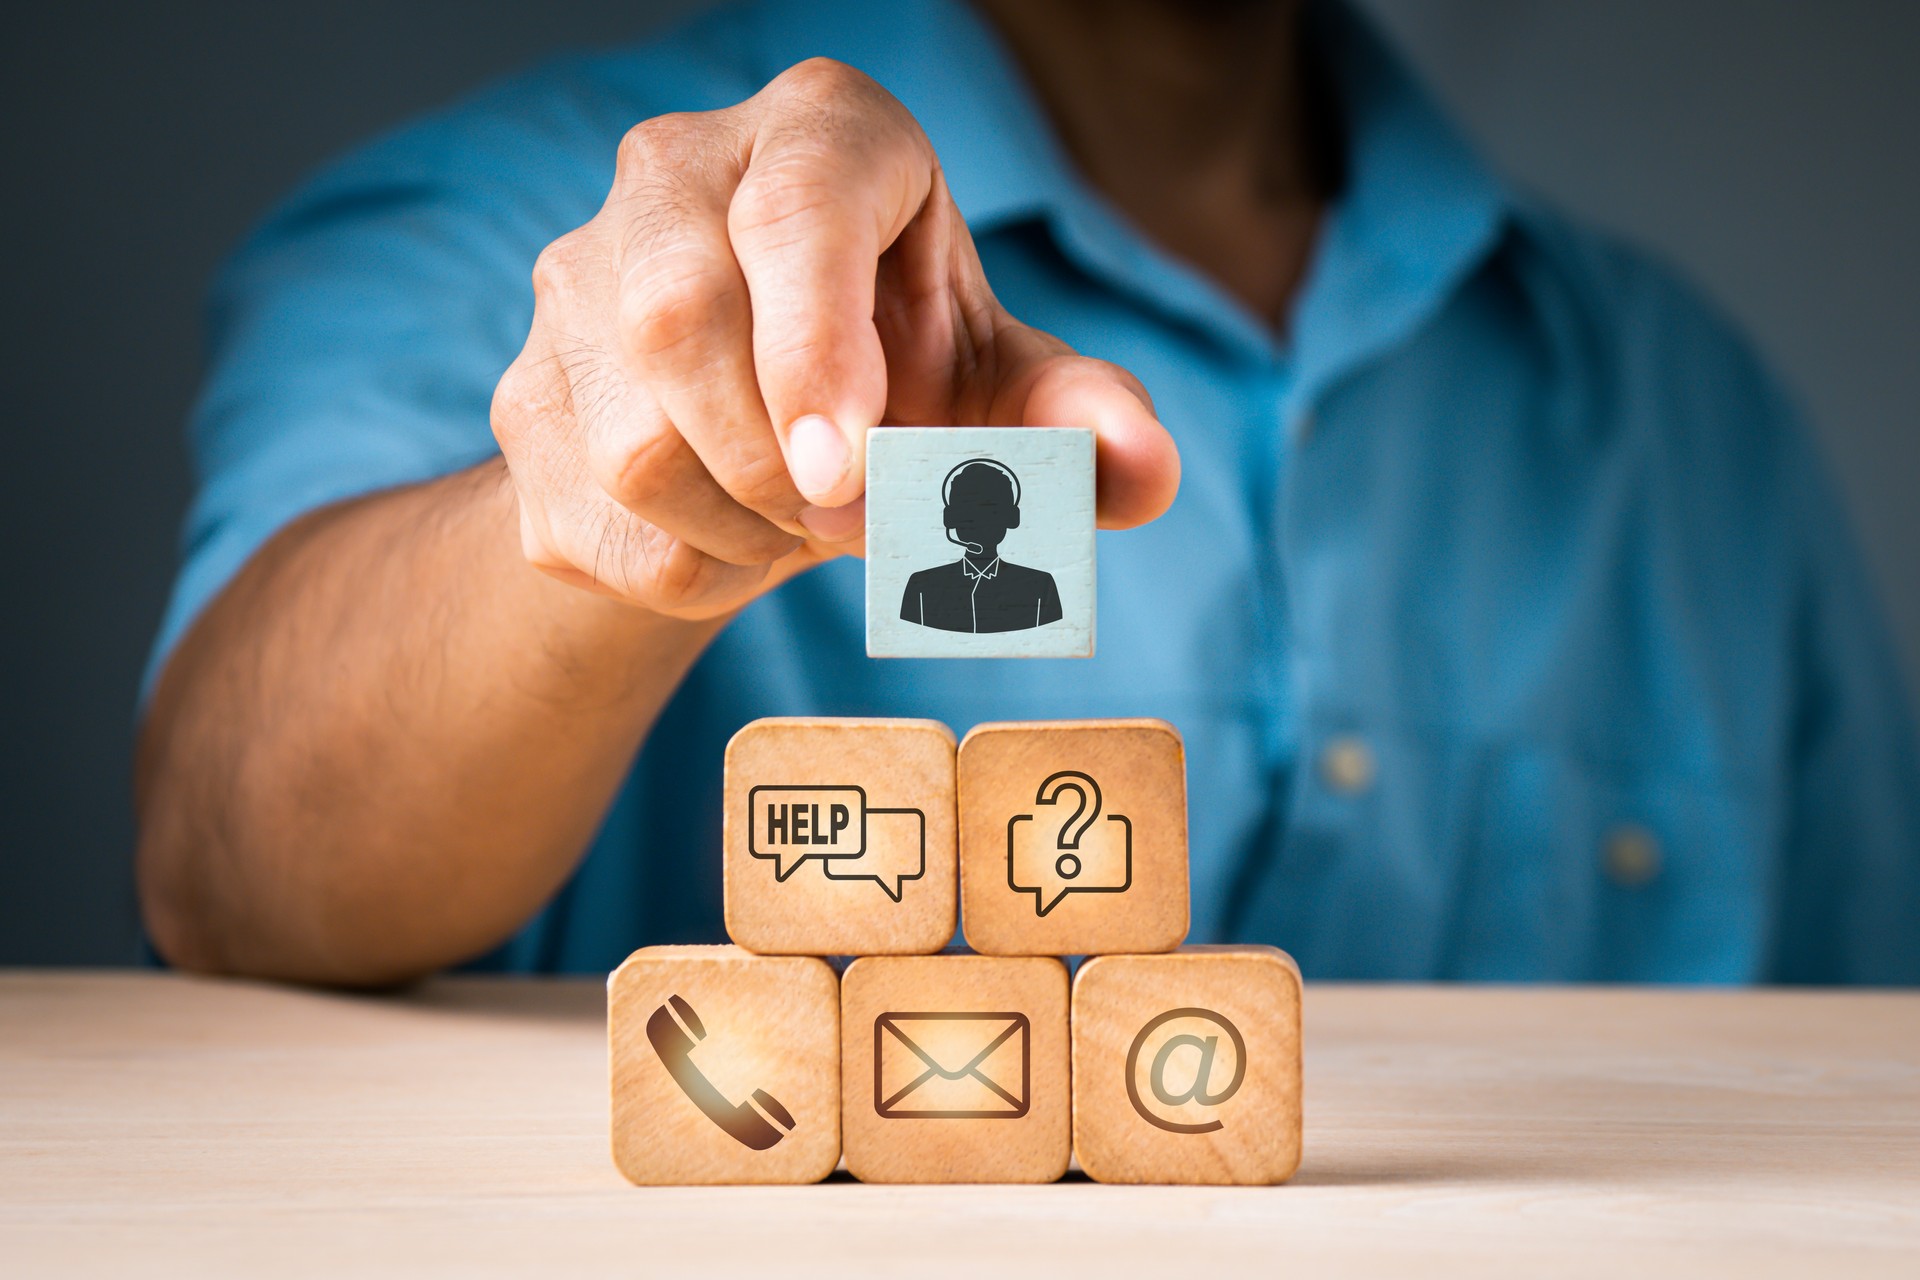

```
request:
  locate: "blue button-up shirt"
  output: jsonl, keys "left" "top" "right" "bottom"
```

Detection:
{"left": 148, "top": 0, "right": 1920, "bottom": 981}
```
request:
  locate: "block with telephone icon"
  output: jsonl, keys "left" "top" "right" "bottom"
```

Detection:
{"left": 958, "top": 719, "right": 1190, "bottom": 956}
{"left": 614, "top": 714, "right": 1302, "bottom": 1188}
{"left": 608, "top": 946, "right": 840, "bottom": 1185}
{"left": 840, "top": 952, "right": 1071, "bottom": 1184}
{"left": 1070, "top": 947, "right": 1303, "bottom": 1185}
{"left": 723, "top": 717, "right": 957, "bottom": 955}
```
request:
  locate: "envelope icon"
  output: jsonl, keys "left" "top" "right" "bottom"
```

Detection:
{"left": 873, "top": 1012, "right": 1031, "bottom": 1119}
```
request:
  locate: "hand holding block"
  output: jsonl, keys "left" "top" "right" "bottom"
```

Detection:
{"left": 609, "top": 946, "right": 840, "bottom": 1185}
{"left": 865, "top": 427, "right": 1095, "bottom": 658}
{"left": 840, "top": 953, "right": 1070, "bottom": 1183}
{"left": 959, "top": 719, "right": 1189, "bottom": 955}
{"left": 724, "top": 718, "right": 957, "bottom": 955}
{"left": 1071, "top": 947, "right": 1302, "bottom": 1185}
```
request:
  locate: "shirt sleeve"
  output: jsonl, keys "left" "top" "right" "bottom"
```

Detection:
{"left": 1038, "top": 572, "right": 1063, "bottom": 626}
{"left": 140, "top": 60, "right": 626, "bottom": 702}
{"left": 1766, "top": 417, "right": 1920, "bottom": 984}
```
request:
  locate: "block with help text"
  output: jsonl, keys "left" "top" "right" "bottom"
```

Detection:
{"left": 724, "top": 718, "right": 957, "bottom": 955}
{"left": 840, "top": 952, "right": 1070, "bottom": 1183}
{"left": 609, "top": 946, "right": 840, "bottom": 1185}
{"left": 1071, "top": 946, "right": 1303, "bottom": 1185}
{"left": 866, "top": 426, "right": 1095, "bottom": 658}
{"left": 958, "top": 719, "right": 1189, "bottom": 956}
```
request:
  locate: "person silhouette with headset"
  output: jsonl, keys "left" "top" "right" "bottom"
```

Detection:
{"left": 900, "top": 458, "right": 1063, "bottom": 633}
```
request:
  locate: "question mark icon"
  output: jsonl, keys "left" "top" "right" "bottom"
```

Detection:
{"left": 1007, "top": 770, "right": 1134, "bottom": 916}
{"left": 1035, "top": 771, "right": 1101, "bottom": 881}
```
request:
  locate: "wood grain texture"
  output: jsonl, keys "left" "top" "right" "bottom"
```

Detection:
{"left": 865, "top": 427, "right": 1095, "bottom": 658}
{"left": 608, "top": 946, "right": 839, "bottom": 1184}
{"left": 959, "top": 719, "right": 1189, "bottom": 955}
{"left": 1072, "top": 947, "right": 1302, "bottom": 1185}
{"left": 840, "top": 953, "right": 1071, "bottom": 1183}
{"left": 723, "top": 717, "right": 958, "bottom": 955}
{"left": 5, "top": 973, "right": 1920, "bottom": 1277}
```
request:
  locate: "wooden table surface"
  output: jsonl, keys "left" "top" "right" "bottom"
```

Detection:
{"left": 3, "top": 973, "right": 1917, "bottom": 1277}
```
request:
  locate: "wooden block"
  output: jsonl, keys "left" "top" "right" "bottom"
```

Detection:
{"left": 608, "top": 945, "right": 840, "bottom": 1185}
{"left": 958, "top": 718, "right": 1189, "bottom": 956}
{"left": 1071, "top": 946, "right": 1302, "bottom": 1185}
{"left": 865, "top": 426, "right": 1095, "bottom": 658}
{"left": 723, "top": 717, "right": 958, "bottom": 955}
{"left": 840, "top": 952, "right": 1070, "bottom": 1183}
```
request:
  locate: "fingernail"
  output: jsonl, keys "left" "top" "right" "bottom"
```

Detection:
{"left": 786, "top": 414, "right": 850, "bottom": 503}
{"left": 799, "top": 499, "right": 864, "bottom": 544}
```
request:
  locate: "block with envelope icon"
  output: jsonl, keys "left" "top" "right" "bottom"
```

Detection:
{"left": 959, "top": 718, "right": 1190, "bottom": 956}
{"left": 608, "top": 945, "right": 841, "bottom": 1185}
{"left": 1070, "top": 946, "right": 1303, "bottom": 1185}
{"left": 724, "top": 717, "right": 958, "bottom": 955}
{"left": 840, "top": 952, "right": 1071, "bottom": 1183}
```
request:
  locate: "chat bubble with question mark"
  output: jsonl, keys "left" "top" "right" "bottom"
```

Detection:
{"left": 1006, "top": 770, "right": 1133, "bottom": 916}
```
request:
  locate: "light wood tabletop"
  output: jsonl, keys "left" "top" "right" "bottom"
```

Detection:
{"left": 3, "top": 972, "right": 1916, "bottom": 1277}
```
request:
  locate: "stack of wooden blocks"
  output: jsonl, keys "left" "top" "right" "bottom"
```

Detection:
{"left": 609, "top": 717, "right": 1302, "bottom": 1186}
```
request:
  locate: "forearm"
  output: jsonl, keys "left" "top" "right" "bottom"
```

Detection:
{"left": 135, "top": 459, "right": 720, "bottom": 986}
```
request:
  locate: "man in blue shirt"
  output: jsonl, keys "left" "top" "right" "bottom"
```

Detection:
{"left": 135, "top": 0, "right": 1919, "bottom": 985}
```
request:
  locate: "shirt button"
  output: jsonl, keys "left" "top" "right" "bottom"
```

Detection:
{"left": 1318, "top": 736, "right": 1376, "bottom": 796}
{"left": 1603, "top": 825, "right": 1662, "bottom": 887}
{"left": 1293, "top": 410, "right": 1317, "bottom": 442}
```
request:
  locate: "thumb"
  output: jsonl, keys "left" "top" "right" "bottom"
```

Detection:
{"left": 990, "top": 338, "right": 1180, "bottom": 530}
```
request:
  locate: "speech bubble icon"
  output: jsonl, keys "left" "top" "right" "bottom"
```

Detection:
{"left": 747, "top": 785, "right": 867, "bottom": 880}
{"left": 1007, "top": 770, "right": 1133, "bottom": 916}
{"left": 821, "top": 806, "right": 928, "bottom": 902}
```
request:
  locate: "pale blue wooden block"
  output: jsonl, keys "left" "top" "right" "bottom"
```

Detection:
{"left": 865, "top": 427, "right": 1095, "bottom": 658}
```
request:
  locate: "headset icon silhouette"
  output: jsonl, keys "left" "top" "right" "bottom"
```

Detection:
{"left": 943, "top": 458, "right": 1021, "bottom": 555}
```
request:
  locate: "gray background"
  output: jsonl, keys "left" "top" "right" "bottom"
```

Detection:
{"left": 2, "top": 0, "right": 1913, "bottom": 963}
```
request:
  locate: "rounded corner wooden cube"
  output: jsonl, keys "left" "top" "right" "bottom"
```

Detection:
{"left": 958, "top": 718, "right": 1189, "bottom": 956}
{"left": 608, "top": 945, "right": 840, "bottom": 1185}
{"left": 1071, "top": 946, "right": 1302, "bottom": 1185}
{"left": 840, "top": 952, "right": 1070, "bottom": 1183}
{"left": 723, "top": 717, "right": 958, "bottom": 955}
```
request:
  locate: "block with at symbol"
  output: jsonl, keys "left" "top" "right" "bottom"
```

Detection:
{"left": 724, "top": 717, "right": 957, "bottom": 955}
{"left": 958, "top": 719, "right": 1189, "bottom": 955}
{"left": 609, "top": 946, "right": 841, "bottom": 1185}
{"left": 840, "top": 952, "right": 1070, "bottom": 1183}
{"left": 1070, "top": 946, "right": 1303, "bottom": 1185}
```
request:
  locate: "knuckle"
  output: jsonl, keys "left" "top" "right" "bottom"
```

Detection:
{"left": 526, "top": 234, "right": 576, "bottom": 307}
{"left": 642, "top": 537, "right": 725, "bottom": 611}
{"left": 490, "top": 358, "right": 546, "bottom": 449}
{"left": 715, "top": 445, "right": 804, "bottom": 517}
{"left": 728, "top": 166, "right": 839, "bottom": 243}
{"left": 619, "top": 253, "right": 736, "bottom": 362}
{"left": 597, "top": 419, "right": 688, "bottom": 510}
{"left": 773, "top": 57, "right": 876, "bottom": 106}
{"left": 616, "top": 113, "right": 703, "bottom": 177}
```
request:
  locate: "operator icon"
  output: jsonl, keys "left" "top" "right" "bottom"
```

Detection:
{"left": 900, "top": 458, "right": 1063, "bottom": 634}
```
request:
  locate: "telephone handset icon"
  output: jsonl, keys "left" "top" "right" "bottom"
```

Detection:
{"left": 646, "top": 994, "right": 796, "bottom": 1151}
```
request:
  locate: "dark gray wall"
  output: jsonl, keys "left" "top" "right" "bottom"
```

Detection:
{"left": 3, "top": 1, "right": 1914, "bottom": 963}
{"left": 0, "top": 1, "right": 705, "bottom": 963}
{"left": 1361, "top": 0, "right": 1920, "bottom": 707}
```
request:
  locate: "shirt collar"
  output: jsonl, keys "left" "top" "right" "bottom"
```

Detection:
{"left": 961, "top": 555, "right": 1001, "bottom": 581}
{"left": 750, "top": 0, "right": 1511, "bottom": 381}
